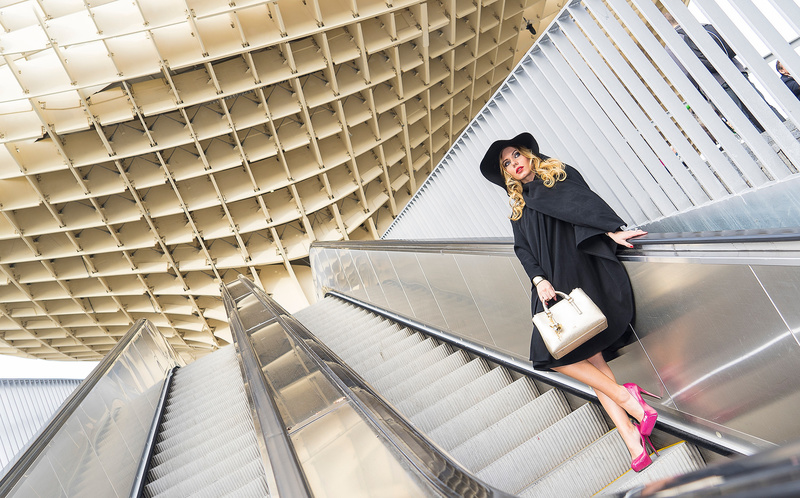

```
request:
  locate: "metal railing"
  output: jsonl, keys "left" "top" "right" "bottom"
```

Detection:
{"left": 221, "top": 280, "right": 314, "bottom": 498}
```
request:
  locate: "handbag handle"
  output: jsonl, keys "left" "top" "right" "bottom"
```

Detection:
{"left": 540, "top": 290, "right": 583, "bottom": 336}
{"left": 542, "top": 291, "right": 583, "bottom": 315}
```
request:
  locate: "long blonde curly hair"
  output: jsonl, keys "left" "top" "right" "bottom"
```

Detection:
{"left": 501, "top": 146, "right": 566, "bottom": 221}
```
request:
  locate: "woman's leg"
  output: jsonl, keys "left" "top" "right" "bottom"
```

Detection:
{"left": 553, "top": 353, "right": 644, "bottom": 460}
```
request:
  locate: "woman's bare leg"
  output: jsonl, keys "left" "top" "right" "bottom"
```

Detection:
{"left": 553, "top": 353, "right": 645, "bottom": 459}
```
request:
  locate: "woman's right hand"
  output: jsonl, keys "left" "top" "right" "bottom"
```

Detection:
{"left": 536, "top": 279, "right": 557, "bottom": 304}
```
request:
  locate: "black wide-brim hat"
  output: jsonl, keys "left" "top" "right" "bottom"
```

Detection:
{"left": 479, "top": 132, "right": 545, "bottom": 189}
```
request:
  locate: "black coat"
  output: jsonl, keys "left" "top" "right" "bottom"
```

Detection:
{"left": 511, "top": 166, "right": 634, "bottom": 370}
{"left": 781, "top": 73, "right": 800, "bottom": 99}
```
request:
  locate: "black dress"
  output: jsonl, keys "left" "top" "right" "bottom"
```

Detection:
{"left": 511, "top": 166, "right": 634, "bottom": 370}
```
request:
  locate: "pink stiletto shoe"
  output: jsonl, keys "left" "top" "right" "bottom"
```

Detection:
{"left": 644, "top": 435, "right": 660, "bottom": 457}
{"left": 631, "top": 434, "right": 653, "bottom": 473}
{"left": 624, "top": 383, "right": 660, "bottom": 436}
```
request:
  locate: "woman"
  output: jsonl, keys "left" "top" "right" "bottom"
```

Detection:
{"left": 479, "top": 132, "right": 657, "bottom": 472}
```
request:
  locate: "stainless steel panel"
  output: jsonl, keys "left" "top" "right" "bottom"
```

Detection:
{"left": 415, "top": 252, "right": 494, "bottom": 345}
{"left": 368, "top": 250, "right": 414, "bottom": 317}
{"left": 626, "top": 260, "right": 800, "bottom": 443}
{"left": 338, "top": 251, "right": 368, "bottom": 302}
{"left": 238, "top": 293, "right": 280, "bottom": 332}
{"left": 327, "top": 248, "right": 351, "bottom": 295}
{"left": 388, "top": 252, "right": 447, "bottom": 329}
{"left": 753, "top": 265, "right": 800, "bottom": 335}
{"left": 250, "top": 322, "right": 342, "bottom": 428}
{"left": 456, "top": 253, "right": 532, "bottom": 356}
{"left": 290, "top": 403, "right": 430, "bottom": 497}
{"left": 605, "top": 337, "right": 671, "bottom": 409}
{"left": 351, "top": 250, "right": 388, "bottom": 309}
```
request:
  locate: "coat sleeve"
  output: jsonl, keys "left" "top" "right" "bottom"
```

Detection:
{"left": 527, "top": 166, "right": 624, "bottom": 233}
{"left": 783, "top": 75, "right": 800, "bottom": 97}
{"left": 511, "top": 219, "right": 545, "bottom": 282}
{"left": 522, "top": 165, "right": 624, "bottom": 261}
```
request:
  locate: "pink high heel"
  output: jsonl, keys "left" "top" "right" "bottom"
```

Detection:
{"left": 630, "top": 434, "right": 653, "bottom": 473}
{"left": 644, "top": 434, "right": 660, "bottom": 457}
{"left": 624, "top": 383, "right": 660, "bottom": 436}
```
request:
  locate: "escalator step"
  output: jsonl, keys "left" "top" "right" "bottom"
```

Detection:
{"left": 477, "top": 403, "right": 607, "bottom": 494}
{"left": 361, "top": 337, "right": 440, "bottom": 381}
{"left": 450, "top": 388, "right": 572, "bottom": 472}
{"left": 341, "top": 327, "right": 416, "bottom": 371}
{"left": 371, "top": 343, "right": 454, "bottom": 390}
{"left": 597, "top": 441, "right": 706, "bottom": 495}
{"left": 518, "top": 429, "right": 630, "bottom": 498}
{"left": 346, "top": 330, "right": 425, "bottom": 373}
{"left": 394, "top": 358, "right": 491, "bottom": 416}
{"left": 144, "top": 345, "right": 268, "bottom": 498}
{"left": 428, "top": 376, "right": 539, "bottom": 450}
{"left": 381, "top": 350, "right": 471, "bottom": 403}
{"left": 410, "top": 367, "right": 513, "bottom": 432}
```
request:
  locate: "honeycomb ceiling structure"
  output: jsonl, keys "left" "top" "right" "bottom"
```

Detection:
{"left": 0, "top": 0, "right": 542, "bottom": 362}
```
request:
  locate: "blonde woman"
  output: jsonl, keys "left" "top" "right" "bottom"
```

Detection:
{"left": 479, "top": 132, "right": 655, "bottom": 472}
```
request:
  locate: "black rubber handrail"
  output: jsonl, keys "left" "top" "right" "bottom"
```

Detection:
{"left": 326, "top": 290, "right": 772, "bottom": 458}
{"left": 131, "top": 366, "right": 179, "bottom": 498}
{"left": 310, "top": 227, "right": 800, "bottom": 250}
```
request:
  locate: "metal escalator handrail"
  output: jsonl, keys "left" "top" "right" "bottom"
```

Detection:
{"left": 236, "top": 276, "right": 515, "bottom": 498}
{"left": 0, "top": 319, "right": 158, "bottom": 495}
{"left": 220, "top": 284, "right": 314, "bottom": 498}
{"left": 325, "top": 290, "right": 768, "bottom": 458}
{"left": 309, "top": 226, "right": 800, "bottom": 252}
{"left": 130, "top": 366, "right": 179, "bottom": 498}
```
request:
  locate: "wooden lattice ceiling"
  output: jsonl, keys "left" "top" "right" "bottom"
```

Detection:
{"left": 0, "top": 0, "right": 538, "bottom": 362}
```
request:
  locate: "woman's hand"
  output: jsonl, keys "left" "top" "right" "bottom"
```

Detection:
{"left": 607, "top": 229, "right": 647, "bottom": 248}
{"left": 536, "top": 279, "right": 557, "bottom": 304}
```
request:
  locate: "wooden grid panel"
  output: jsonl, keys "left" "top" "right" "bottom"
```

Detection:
{"left": 0, "top": 0, "right": 536, "bottom": 361}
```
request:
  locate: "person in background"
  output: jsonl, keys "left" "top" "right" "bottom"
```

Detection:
{"left": 776, "top": 61, "right": 800, "bottom": 100}
{"left": 663, "top": 11, "right": 777, "bottom": 134}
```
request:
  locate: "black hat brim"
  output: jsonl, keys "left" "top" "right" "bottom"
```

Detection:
{"left": 479, "top": 132, "right": 541, "bottom": 189}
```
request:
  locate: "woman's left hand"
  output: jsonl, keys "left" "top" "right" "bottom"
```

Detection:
{"left": 607, "top": 229, "right": 647, "bottom": 248}
{"left": 536, "top": 279, "right": 557, "bottom": 304}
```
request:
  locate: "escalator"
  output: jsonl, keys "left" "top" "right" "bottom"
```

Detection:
{"left": 143, "top": 345, "right": 269, "bottom": 497}
{"left": 3, "top": 230, "right": 800, "bottom": 497}
{"left": 293, "top": 295, "right": 705, "bottom": 496}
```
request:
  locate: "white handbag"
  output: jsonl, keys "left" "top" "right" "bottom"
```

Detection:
{"left": 532, "top": 288, "right": 608, "bottom": 360}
